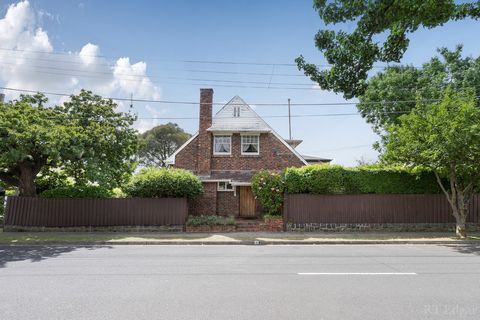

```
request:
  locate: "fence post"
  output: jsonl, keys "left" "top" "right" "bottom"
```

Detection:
{"left": 283, "top": 194, "right": 288, "bottom": 231}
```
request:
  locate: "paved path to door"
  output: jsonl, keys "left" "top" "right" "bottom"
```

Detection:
{"left": 1, "top": 244, "right": 479, "bottom": 320}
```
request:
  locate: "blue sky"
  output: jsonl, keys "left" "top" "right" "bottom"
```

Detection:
{"left": 1, "top": 0, "right": 479, "bottom": 165}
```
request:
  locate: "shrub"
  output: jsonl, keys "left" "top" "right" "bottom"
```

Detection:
{"left": 251, "top": 170, "right": 284, "bottom": 216}
{"left": 40, "top": 186, "right": 114, "bottom": 198}
{"left": 186, "top": 215, "right": 235, "bottom": 226}
{"left": 124, "top": 167, "right": 203, "bottom": 198}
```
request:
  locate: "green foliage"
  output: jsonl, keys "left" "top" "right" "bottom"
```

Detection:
{"left": 0, "top": 94, "right": 71, "bottom": 196}
{"left": 111, "top": 188, "right": 127, "bottom": 198}
{"left": 0, "top": 90, "right": 138, "bottom": 196}
{"left": 35, "top": 168, "right": 72, "bottom": 194}
{"left": 186, "top": 215, "right": 235, "bottom": 226}
{"left": 124, "top": 167, "right": 203, "bottom": 198}
{"left": 283, "top": 164, "right": 440, "bottom": 195}
{"left": 138, "top": 123, "right": 191, "bottom": 167}
{"left": 40, "top": 186, "right": 114, "bottom": 198}
{"left": 296, "top": 1, "right": 480, "bottom": 98}
{"left": 382, "top": 89, "right": 480, "bottom": 190}
{"left": 57, "top": 90, "right": 138, "bottom": 188}
{"left": 251, "top": 170, "right": 284, "bottom": 216}
{"left": 358, "top": 46, "right": 480, "bottom": 134}
{"left": 382, "top": 89, "right": 480, "bottom": 237}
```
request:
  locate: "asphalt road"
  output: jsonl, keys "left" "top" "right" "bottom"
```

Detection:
{"left": 0, "top": 244, "right": 479, "bottom": 320}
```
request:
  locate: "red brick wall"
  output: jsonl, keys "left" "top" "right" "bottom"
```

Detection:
{"left": 175, "top": 133, "right": 304, "bottom": 173}
{"left": 217, "top": 189, "right": 239, "bottom": 217}
{"left": 188, "top": 182, "right": 217, "bottom": 215}
{"left": 175, "top": 135, "right": 198, "bottom": 172}
{"left": 211, "top": 133, "right": 304, "bottom": 171}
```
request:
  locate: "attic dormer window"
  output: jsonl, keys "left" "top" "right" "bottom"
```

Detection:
{"left": 233, "top": 106, "right": 240, "bottom": 117}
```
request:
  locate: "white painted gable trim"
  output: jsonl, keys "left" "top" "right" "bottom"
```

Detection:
{"left": 217, "top": 96, "right": 307, "bottom": 165}
{"left": 165, "top": 131, "right": 199, "bottom": 165}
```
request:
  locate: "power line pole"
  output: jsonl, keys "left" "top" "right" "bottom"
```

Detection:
{"left": 288, "top": 98, "right": 292, "bottom": 140}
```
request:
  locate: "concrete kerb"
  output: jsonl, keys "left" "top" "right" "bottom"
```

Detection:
{"left": 3, "top": 240, "right": 480, "bottom": 246}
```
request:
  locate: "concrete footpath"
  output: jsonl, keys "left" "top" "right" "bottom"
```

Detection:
{"left": 1, "top": 231, "right": 479, "bottom": 245}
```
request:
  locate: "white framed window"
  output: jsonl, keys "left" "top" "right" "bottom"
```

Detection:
{"left": 217, "top": 181, "right": 234, "bottom": 191}
{"left": 213, "top": 135, "right": 231, "bottom": 155}
{"left": 241, "top": 135, "right": 259, "bottom": 155}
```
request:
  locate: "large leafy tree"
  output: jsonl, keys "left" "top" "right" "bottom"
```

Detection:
{"left": 358, "top": 46, "right": 480, "bottom": 134}
{"left": 382, "top": 89, "right": 480, "bottom": 238}
{"left": 296, "top": 0, "right": 480, "bottom": 98}
{"left": 0, "top": 90, "right": 137, "bottom": 196}
{"left": 58, "top": 90, "right": 138, "bottom": 187}
{"left": 138, "top": 123, "right": 191, "bottom": 167}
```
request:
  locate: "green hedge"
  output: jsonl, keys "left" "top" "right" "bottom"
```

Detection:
{"left": 124, "top": 167, "right": 203, "bottom": 198}
{"left": 251, "top": 170, "right": 284, "bottom": 216}
{"left": 40, "top": 186, "right": 114, "bottom": 198}
{"left": 283, "top": 165, "right": 441, "bottom": 195}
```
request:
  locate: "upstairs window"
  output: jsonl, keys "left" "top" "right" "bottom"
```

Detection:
{"left": 214, "top": 135, "right": 231, "bottom": 155}
{"left": 241, "top": 135, "right": 259, "bottom": 155}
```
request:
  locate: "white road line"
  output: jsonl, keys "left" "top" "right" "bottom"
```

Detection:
{"left": 297, "top": 272, "right": 417, "bottom": 275}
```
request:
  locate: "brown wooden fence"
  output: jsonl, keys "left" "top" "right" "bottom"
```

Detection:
{"left": 283, "top": 194, "right": 480, "bottom": 224}
{"left": 4, "top": 197, "right": 187, "bottom": 228}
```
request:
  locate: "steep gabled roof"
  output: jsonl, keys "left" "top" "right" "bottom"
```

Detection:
{"left": 207, "top": 96, "right": 271, "bottom": 132}
{"left": 165, "top": 95, "right": 308, "bottom": 166}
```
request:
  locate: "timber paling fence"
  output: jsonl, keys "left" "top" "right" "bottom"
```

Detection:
{"left": 3, "top": 196, "right": 188, "bottom": 228}
{"left": 283, "top": 194, "right": 480, "bottom": 224}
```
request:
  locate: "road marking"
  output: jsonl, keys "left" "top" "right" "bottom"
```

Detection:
{"left": 297, "top": 272, "right": 417, "bottom": 275}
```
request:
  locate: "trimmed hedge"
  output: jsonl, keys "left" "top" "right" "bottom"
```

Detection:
{"left": 40, "top": 186, "right": 114, "bottom": 198}
{"left": 283, "top": 165, "right": 441, "bottom": 195}
{"left": 124, "top": 167, "right": 203, "bottom": 198}
{"left": 251, "top": 170, "right": 284, "bottom": 216}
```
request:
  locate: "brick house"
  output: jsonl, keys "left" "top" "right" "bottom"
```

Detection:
{"left": 166, "top": 88, "right": 330, "bottom": 217}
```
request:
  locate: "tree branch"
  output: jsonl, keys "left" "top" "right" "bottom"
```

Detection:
{"left": 434, "top": 171, "right": 453, "bottom": 206}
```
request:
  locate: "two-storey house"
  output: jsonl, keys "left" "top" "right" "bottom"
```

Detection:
{"left": 166, "top": 88, "right": 329, "bottom": 217}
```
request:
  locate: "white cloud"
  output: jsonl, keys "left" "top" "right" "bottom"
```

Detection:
{"left": 0, "top": 0, "right": 161, "bottom": 124}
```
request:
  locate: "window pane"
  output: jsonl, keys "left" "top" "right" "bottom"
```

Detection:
{"left": 214, "top": 136, "right": 231, "bottom": 153}
{"left": 242, "top": 135, "right": 259, "bottom": 153}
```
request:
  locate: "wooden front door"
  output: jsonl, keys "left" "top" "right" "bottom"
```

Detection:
{"left": 239, "top": 186, "right": 257, "bottom": 217}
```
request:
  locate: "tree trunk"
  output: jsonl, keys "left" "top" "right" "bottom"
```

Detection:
{"left": 18, "top": 165, "right": 37, "bottom": 197}
{"left": 434, "top": 170, "right": 470, "bottom": 239}
{"left": 455, "top": 213, "right": 467, "bottom": 239}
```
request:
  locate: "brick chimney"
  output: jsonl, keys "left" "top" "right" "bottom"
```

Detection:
{"left": 197, "top": 88, "right": 213, "bottom": 176}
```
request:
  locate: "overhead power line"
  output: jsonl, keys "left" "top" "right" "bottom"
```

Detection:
{"left": 0, "top": 52, "right": 305, "bottom": 76}
{"left": 2, "top": 86, "right": 477, "bottom": 108}
{"left": 0, "top": 60, "right": 315, "bottom": 86}
{"left": 0, "top": 47, "right": 404, "bottom": 69}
